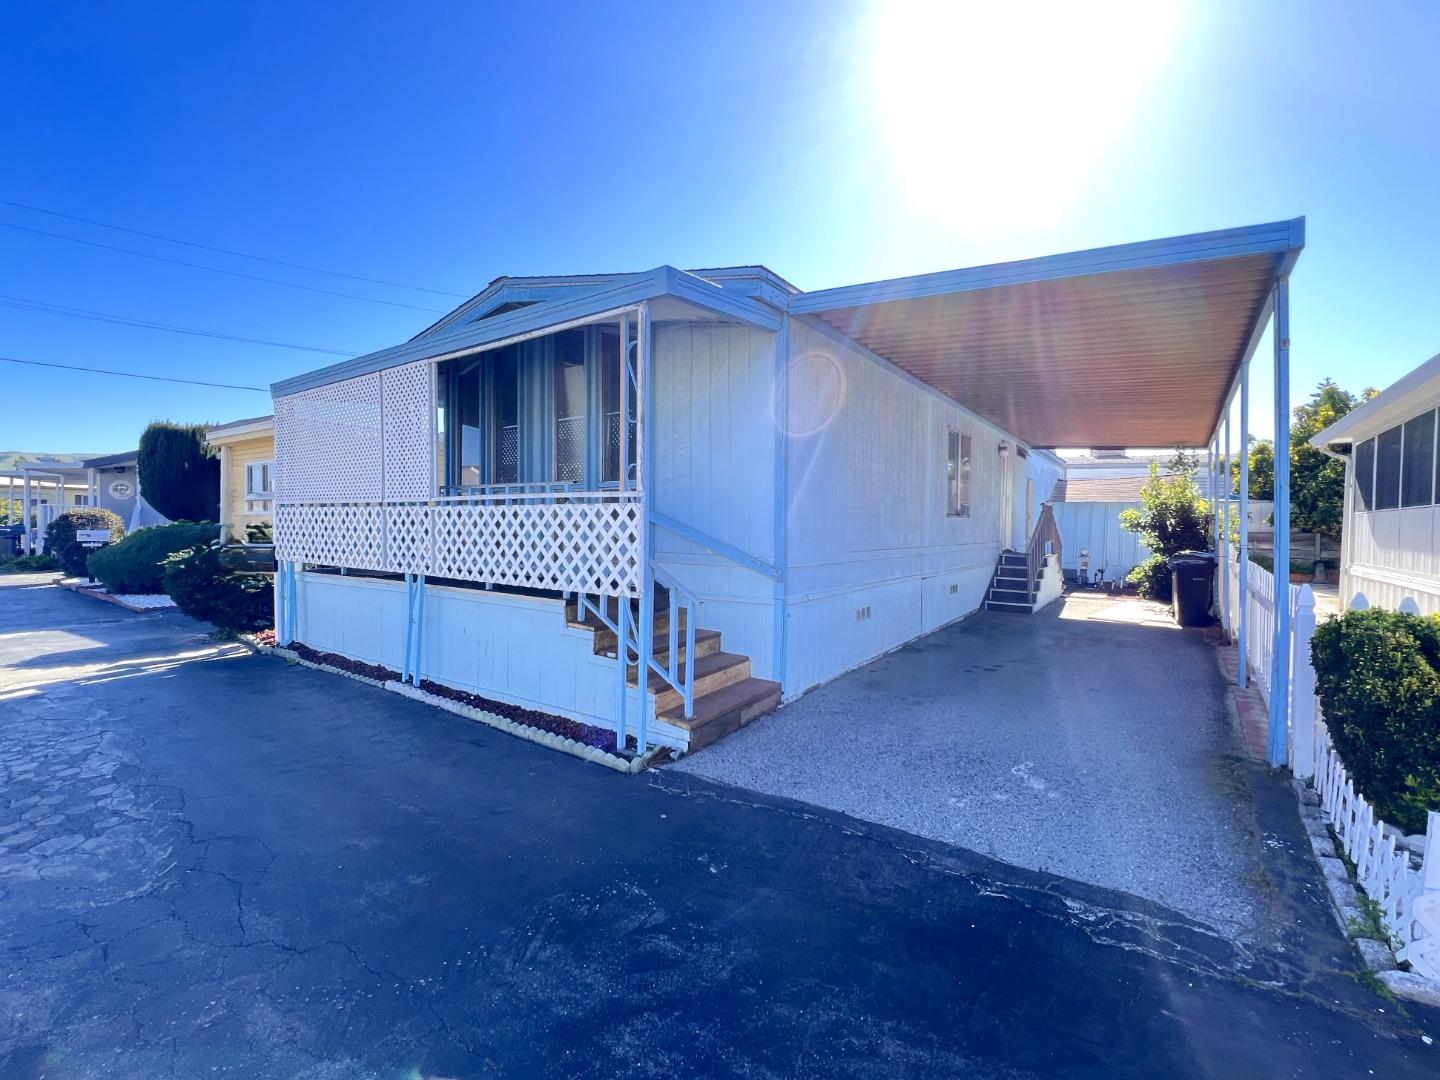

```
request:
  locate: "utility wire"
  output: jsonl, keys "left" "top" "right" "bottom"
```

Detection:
{"left": 0, "top": 293, "right": 356, "bottom": 356}
{"left": 0, "top": 220, "right": 448, "bottom": 315}
{"left": 0, "top": 197, "right": 468, "bottom": 298}
{"left": 0, "top": 355, "right": 268, "bottom": 392}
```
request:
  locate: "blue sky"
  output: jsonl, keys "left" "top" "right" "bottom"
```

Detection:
{"left": 3, "top": 1, "right": 1437, "bottom": 453}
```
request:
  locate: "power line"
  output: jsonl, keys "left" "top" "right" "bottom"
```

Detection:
{"left": 0, "top": 220, "right": 448, "bottom": 315}
{"left": 0, "top": 197, "right": 468, "bottom": 298}
{"left": 0, "top": 293, "right": 356, "bottom": 356}
{"left": 0, "top": 355, "right": 268, "bottom": 392}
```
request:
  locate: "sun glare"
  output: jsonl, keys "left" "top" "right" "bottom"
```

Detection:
{"left": 869, "top": 0, "right": 1180, "bottom": 229}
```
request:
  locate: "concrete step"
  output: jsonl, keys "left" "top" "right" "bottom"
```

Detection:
{"left": 988, "top": 587, "right": 1034, "bottom": 604}
{"left": 661, "top": 676, "right": 783, "bottom": 751}
{"left": 985, "top": 599, "right": 1036, "bottom": 614}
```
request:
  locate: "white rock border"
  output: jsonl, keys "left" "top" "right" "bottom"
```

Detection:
{"left": 59, "top": 579, "right": 174, "bottom": 614}
{"left": 1294, "top": 779, "right": 1440, "bottom": 1006}
{"left": 247, "top": 640, "right": 660, "bottom": 774}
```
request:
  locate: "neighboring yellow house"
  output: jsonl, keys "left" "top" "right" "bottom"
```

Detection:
{"left": 206, "top": 415, "right": 275, "bottom": 541}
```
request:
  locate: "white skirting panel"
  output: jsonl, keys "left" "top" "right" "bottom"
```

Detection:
{"left": 292, "top": 572, "right": 687, "bottom": 749}
{"left": 784, "top": 550, "right": 995, "bottom": 697}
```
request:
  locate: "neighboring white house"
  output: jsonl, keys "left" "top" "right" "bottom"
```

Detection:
{"left": 268, "top": 218, "right": 1305, "bottom": 755}
{"left": 1312, "top": 349, "right": 1440, "bottom": 614}
{"left": 4, "top": 452, "right": 169, "bottom": 553}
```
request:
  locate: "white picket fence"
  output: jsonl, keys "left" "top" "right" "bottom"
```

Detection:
{"left": 1311, "top": 721, "right": 1440, "bottom": 979}
{"left": 1228, "top": 553, "right": 1440, "bottom": 978}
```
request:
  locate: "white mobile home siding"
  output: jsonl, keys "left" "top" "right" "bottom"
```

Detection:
{"left": 651, "top": 322, "right": 780, "bottom": 678}
{"left": 1345, "top": 505, "right": 1440, "bottom": 614}
{"left": 782, "top": 320, "right": 1019, "bottom": 695}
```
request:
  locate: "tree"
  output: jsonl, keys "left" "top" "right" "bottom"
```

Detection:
{"left": 1242, "top": 439, "right": 1275, "bottom": 500}
{"left": 137, "top": 421, "right": 220, "bottom": 522}
{"left": 1119, "top": 458, "right": 1212, "bottom": 600}
{"left": 1289, "top": 380, "right": 1374, "bottom": 539}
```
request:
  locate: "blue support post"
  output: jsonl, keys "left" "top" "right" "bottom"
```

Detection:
{"left": 615, "top": 595, "right": 629, "bottom": 751}
{"left": 401, "top": 573, "right": 414, "bottom": 684}
{"left": 772, "top": 314, "right": 789, "bottom": 688}
{"left": 412, "top": 574, "right": 426, "bottom": 686}
{"left": 1222, "top": 410, "right": 1231, "bottom": 632}
{"left": 1238, "top": 361, "right": 1250, "bottom": 689}
{"left": 637, "top": 302, "right": 654, "bottom": 754}
{"left": 1268, "top": 279, "right": 1292, "bottom": 767}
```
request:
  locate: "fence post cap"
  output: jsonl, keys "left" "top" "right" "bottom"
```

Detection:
{"left": 1295, "top": 584, "right": 1315, "bottom": 608}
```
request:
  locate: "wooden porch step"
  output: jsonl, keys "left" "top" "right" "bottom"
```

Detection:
{"left": 643, "top": 651, "right": 751, "bottom": 714}
{"left": 660, "top": 676, "right": 783, "bottom": 751}
{"left": 985, "top": 598, "right": 1036, "bottom": 613}
{"left": 622, "top": 627, "right": 723, "bottom": 671}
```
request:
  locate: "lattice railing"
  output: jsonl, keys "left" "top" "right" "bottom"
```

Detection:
{"left": 275, "top": 491, "right": 643, "bottom": 596}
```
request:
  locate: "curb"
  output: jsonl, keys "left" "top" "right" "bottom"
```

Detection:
{"left": 1293, "top": 778, "right": 1440, "bottom": 1006}
{"left": 253, "top": 643, "right": 662, "bottom": 774}
{"left": 58, "top": 580, "right": 174, "bottom": 614}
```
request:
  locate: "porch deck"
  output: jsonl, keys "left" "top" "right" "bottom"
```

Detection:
{"left": 672, "top": 592, "right": 1276, "bottom": 940}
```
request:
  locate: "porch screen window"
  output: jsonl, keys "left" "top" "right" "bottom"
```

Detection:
{"left": 946, "top": 430, "right": 971, "bottom": 517}
{"left": 493, "top": 347, "right": 520, "bottom": 485}
{"left": 245, "top": 461, "right": 273, "bottom": 514}
{"left": 553, "top": 330, "right": 586, "bottom": 484}
{"left": 1355, "top": 437, "right": 1375, "bottom": 511}
{"left": 1402, "top": 410, "right": 1435, "bottom": 507}
{"left": 455, "top": 362, "right": 482, "bottom": 488}
{"left": 1374, "top": 424, "right": 1402, "bottom": 510}
{"left": 599, "top": 330, "right": 635, "bottom": 485}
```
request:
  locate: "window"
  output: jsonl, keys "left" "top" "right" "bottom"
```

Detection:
{"left": 493, "top": 346, "right": 521, "bottom": 485}
{"left": 1374, "top": 425, "right": 1402, "bottom": 510}
{"left": 454, "top": 361, "right": 482, "bottom": 487}
{"left": 552, "top": 330, "right": 587, "bottom": 484}
{"left": 1355, "top": 437, "right": 1375, "bottom": 511}
{"left": 245, "top": 461, "right": 273, "bottom": 515}
{"left": 946, "top": 430, "right": 971, "bottom": 517}
{"left": 1402, "top": 410, "right": 1436, "bottom": 508}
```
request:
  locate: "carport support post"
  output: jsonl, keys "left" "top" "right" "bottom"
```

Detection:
{"left": 1237, "top": 362, "right": 1250, "bottom": 689}
{"left": 1268, "top": 278, "right": 1292, "bottom": 768}
{"left": 1221, "top": 411, "right": 1232, "bottom": 633}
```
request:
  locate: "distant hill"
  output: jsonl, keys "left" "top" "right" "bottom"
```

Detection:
{"left": 0, "top": 452, "right": 109, "bottom": 471}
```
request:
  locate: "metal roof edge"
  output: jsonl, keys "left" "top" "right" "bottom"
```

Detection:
{"left": 1311, "top": 350, "right": 1440, "bottom": 447}
{"left": 789, "top": 217, "right": 1306, "bottom": 314}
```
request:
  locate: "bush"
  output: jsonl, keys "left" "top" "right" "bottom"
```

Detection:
{"left": 1129, "top": 554, "right": 1172, "bottom": 603}
{"left": 87, "top": 522, "right": 219, "bottom": 594}
{"left": 1311, "top": 608, "right": 1440, "bottom": 834}
{"left": 44, "top": 508, "right": 126, "bottom": 578}
{"left": 138, "top": 421, "right": 220, "bottom": 522}
{"left": 0, "top": 552, "right": 60, "bottom": 573}
{"left": 161, "top": 543, "right": 273, "bottom": 632}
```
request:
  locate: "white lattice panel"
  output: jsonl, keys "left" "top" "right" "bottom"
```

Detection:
{"left": 382, "top": 361, "right": 435, "bottom": 500}
{"left": 274, "top": 372, "right": 383, "bottom": 503}
{"left": 275, "top": 503, "right": 387, "bottom": 570}
{"left": 278, "top": 495, "right": 642, "bottom": 596}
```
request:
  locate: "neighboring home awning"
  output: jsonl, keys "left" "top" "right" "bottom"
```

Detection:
{"left": 791, "top": 219, "right": 1305, "bottom": 448}
{"left": 1052, "top": 474, "right": 1219, "bottom": 503}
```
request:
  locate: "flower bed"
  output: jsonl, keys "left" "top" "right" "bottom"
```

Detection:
{"left": 272, "top": 638, "right": 666, "bottom": 768}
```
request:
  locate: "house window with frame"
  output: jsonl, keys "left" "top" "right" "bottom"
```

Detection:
{"left": 1355, "top": 437, "right": 1375, "bottom": 511}
{"left": 946, "top": 430, "right": 971, "bottom": 517}
{"left": 245, "top": 461, "right": 274, "bottom": 515}
{"left": 1374, "top": 424, "right": 1403, "bottom": 511}
{"left": 1401, "top": 409, "right": 1436, "bottom": 508}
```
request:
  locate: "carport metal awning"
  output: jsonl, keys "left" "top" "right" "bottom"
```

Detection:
{"left": 790, "top": 218, "right": 1305, "bottom": 449}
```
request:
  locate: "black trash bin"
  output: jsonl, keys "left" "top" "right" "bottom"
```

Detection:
{"left": 1168, "top": 551, "right": 1216, "bottom": 627}
{"left": 0, "top": 523, "right": 22, "bottom": 560}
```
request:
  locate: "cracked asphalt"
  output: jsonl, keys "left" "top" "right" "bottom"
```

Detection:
{"left": 1, "top": 573, "right": 1437, "bottom": 1078}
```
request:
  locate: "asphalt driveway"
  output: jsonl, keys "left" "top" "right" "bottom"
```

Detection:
{"left": 677, "top": 593, "right": 1299, "bottom": 942}
{"left": 1, "top": 576, "right": 1435, "bottom": 1078}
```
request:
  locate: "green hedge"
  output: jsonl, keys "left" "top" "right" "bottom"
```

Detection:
{"left": 1311, "top": 608, "right": 1440, "bottom": 834}
{"left": 87, "top": 522, "right": 219, "bottom": 594}
{"left": 161, "top": 543, "right": 273, "bottom": 632}
{"left": 43, "top": 508, "right": 126, "bottom": 578}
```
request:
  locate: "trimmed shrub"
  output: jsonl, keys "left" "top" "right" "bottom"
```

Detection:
{"left": 87, "top": 522, "right": 219, "bottom": 594}
{"left": 0, "top": 552, "right": 60, "bottom": 573}
{"left": 44, "top": 508, "right": 126, "bottom": 578}
{"left": 1129, "top": 554, "right": 1172, "bottom": 603}
{"left": 138, "top": 421, "right": 220, "bottom": 522}
{"left": 161, "top": 543, "right": 273, "bottom": 632}
{"left": 1310, "top": 608, "right": 1440, "bottom": 834}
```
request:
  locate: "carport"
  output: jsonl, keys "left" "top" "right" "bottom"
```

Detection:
{"left": 790, "top": 217, "right": 1305, "bottom": 767}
